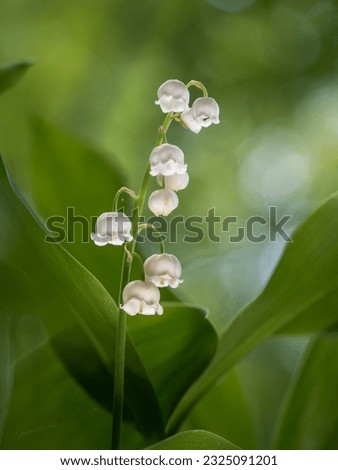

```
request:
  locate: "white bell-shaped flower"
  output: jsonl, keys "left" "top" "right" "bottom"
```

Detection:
{"left": 149, "top": 143, "right": 187, "bottom": 177}
{"left": 148, "top": 189, "right": 179, "bottom": 216}
{"left": 144, "top": 254, "right": 183, "bottom": 288}
{"left": 121, "top": 280, "right": 163, "bottom": 316}
{"left": 156, "top": 172, "right": 189, "bottom": 192}
{"left": 181, "top": 97, "right": 220, "bottom": 134}
{"left": 155, "top": 79, "right": 190, "bottom": 113}
{"left": 91, "top": 211, "right": 133, "bottom": 246}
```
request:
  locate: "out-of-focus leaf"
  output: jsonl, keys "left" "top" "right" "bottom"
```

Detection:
{"left": 1, "top": 340, "right": 112, "bottom": 450}
{"left": 273, "top": 334, "right": 338, "bottom": 449}
{"left": 276, "top": 290, "right": 338, "bottom": 334}
{"left": 234, "top": 337, "right": 309, "bottom": 449}
{"left": 182, "top": 369, "right": 256, "bottom": 450}
{"left": 0, "top": 62, "right": 33, "bottom": 95}
{"left": 0, "top": 315, "right": 147, "bottom": 450}
{"left": 148, "top": 430, "right": 240, "bottom": 450}
{"left": 0, "top": 156, "right": 163, "bottom": 439}
{"left": 184, "top": 337, "right": 307, "bottom": 450}
{"left": 128, "top": 303, "right": 218, "bottom": 424}
{"left": 167, "top": 195, "right": 338, "bottom": 432}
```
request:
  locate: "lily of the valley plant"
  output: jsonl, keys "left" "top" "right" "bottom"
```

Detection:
{"left": 91, "top": 79, "right": 220, "bottom": 449}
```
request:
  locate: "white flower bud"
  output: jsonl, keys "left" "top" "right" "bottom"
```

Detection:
{"left": 155, "top": 79, "right": 190, "bottom": 113}
{"left": 148, "top": 189, "right": 179, "bottom": 216}
{"left": 181, "top": 97, "right": 220, "bottom": 134}
{"left": 144, "top": 254, "right": 183, "bottom": 288}
{"left": 156, "top": 172, "right": 189, "bottom": 192}
{"left": 121, "top": 280, "right": 163, "bottom": 316}
{"left": 149, "top": 143, "right": 187, "bottom": 177}
{"left": 91, "top": 212, "right": 133, "bottom": 246}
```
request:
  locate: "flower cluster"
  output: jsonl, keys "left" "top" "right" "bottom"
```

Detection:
{"left": 156, "top": 79, "right": 220, "bottom": 133}
{"left": 91, "top": 79, "right": 219, "bottom": 316}
{"left": 121, "top": 254, "right": 183, "bottom": 316}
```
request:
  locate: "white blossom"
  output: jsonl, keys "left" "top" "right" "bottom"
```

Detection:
{"left": 155, "top": 79, "right": 190, "bottom": 113}
{"left": 149, "top": 143, "right": 187, "bottom": 177}
{"left": 121, "top": 280, "right": 163, "bottom": 316}
{"left": 91, "top": 212, "right": 133, "bottom": 246}
{"left": 144, "top": 254, "right": 183, "bottom": 288}
{"left": 181, "top": 97, "right": 220, "bottom": 134}
{"left": 156, "top": 172, "right": 189, "bottom": 191}
{"left": 148, "top": 189, "right": 179, "bottom": 216}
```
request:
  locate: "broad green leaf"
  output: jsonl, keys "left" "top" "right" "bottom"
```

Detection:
{"left": 277, "top": 290, "right": 338, "bottom": 334}
{"left": 167, "top": 194, "right": 338, "bottom": 432}
{"left": 128, "top": 303, "right": 218, "bottom": 424}
{"left": 0, "top": 156, "right": 163, "bottom": 439}
{"left": 148, "top": 430, "right": 240, "bottom": 450}
{"left": 1, "top": 340, "right": 112, "bottom": 450}
{"left": 233, "top": 337, "right": 309, "bottom": 449}
{"left": 1, "top": 315, "right": 147, "bottom": 450}
{"left": 273, "top": 334, "right": 338, "bottom": 449}
{"left": 184, "top": 337, "right": 307, "bottom": 450}
{"left": 182, "top": 369, "right": 256, "bottom": 450}
{"left": 0, "top": 62, "right": 33, "bottom": 95}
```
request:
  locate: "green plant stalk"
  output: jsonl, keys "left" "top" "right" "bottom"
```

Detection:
{"left": 111, "top": 112, "right": 174, "bottom": 449}
{"left": 111, "top": 249, "right": 131, "bottom": 449}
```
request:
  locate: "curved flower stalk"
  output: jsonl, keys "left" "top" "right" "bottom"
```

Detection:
{"left": 91, "top": 79, "right": 219, "bottom": 449}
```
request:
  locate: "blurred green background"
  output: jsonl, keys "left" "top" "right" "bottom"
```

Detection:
{"left": 1, "top": 0, "right": 338, "bottom": 450}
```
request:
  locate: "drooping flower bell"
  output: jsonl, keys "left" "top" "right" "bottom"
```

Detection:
{"left": 155, "top": 79, "right": 190, "bottom": 113}
{"left": 91, "top": 212, "right": 133, "bottom": 246}
{"left": 156, "top": 172, "right": 189, "bottom": 192}
{"left": 181, "top": 97, "right": 220, "bottom": 134}
{"left": 121, "top": 280, "right": 163, "bottom": 316}
{"left": 144, "top": 254, "right": 183, "bottom": 288}
{"left": 148, "top": 189, "right": 179, "bottom": 216}
{"left": 149, "top": 143, "right": 187, "bottom": 177}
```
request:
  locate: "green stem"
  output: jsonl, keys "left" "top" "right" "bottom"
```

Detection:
{"left": 111, "top": 250, "right": 131, "bottom": 449}
{"left": 130, "top": 250, "right": 144, "bottom": 270}
{"left": 111, "top": 111, "right": 174, "bottom": 449}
